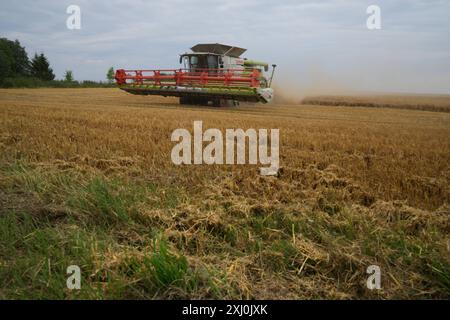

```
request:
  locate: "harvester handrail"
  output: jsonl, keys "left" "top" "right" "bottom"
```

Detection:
{"left": 120, "top": 68, "right": 248, "bottom": 72}
{"left": 115, "top": 68, "right": 261, "bottom": 88}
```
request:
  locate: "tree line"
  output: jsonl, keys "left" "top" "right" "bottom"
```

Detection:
{"left": 0, "top": 37, "right": 115, "bottom": 88}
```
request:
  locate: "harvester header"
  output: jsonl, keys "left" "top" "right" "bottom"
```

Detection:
{"left": 115, "top": 43, "right": 276, "bottom": 106}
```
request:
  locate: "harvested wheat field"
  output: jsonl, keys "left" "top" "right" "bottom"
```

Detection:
{"left": 302, "top": 94, "right": 450, "bottom": 113}
{"left": 0, "top": 88, "right": 449, "bottom": 299}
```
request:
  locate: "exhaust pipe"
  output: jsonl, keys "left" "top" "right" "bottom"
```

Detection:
{"left": 269, "top": 64, "right": 277, "bottom": 88}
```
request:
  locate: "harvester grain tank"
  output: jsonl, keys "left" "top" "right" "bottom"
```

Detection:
{"left": 115, "top": 43, "right": 276, "bottom": 106}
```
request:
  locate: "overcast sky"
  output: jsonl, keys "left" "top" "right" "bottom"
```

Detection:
{"left": 1, "top": 0, "right": 450, "bottom": 94}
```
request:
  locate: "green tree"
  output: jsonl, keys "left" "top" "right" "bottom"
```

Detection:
{"left": 106, "top": 67, "right": 115, "bottom": 83}
{"left": 30, "top": 53, "right": 55, "bottom": 81}
{"left": 0, "top": 50, "right": 13, "bottom": 82}
{"left": 10, "top": 40, "right": 30, "bottom": 76}
{"left": 0, "top": 38, "right": 30, "bottom": 77}
{"left": 64, "top": 70, "right": 74, "bottom": 82}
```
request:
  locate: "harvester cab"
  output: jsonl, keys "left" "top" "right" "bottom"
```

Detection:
{"left": 115, "top": 43, "right": 276, "bottom": 106}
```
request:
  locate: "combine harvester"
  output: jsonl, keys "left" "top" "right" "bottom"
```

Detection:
{"left": 115, "top": 43, "right": 276, "bottom": 106}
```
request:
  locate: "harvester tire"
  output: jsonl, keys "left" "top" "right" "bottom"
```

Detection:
{"left": 179, "top": 97, "right": 192, "bottom": 105}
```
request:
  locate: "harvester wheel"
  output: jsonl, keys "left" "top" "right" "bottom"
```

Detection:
{"left": 179, "top": 97, "right": 192, "bottom": 105}
{"left": 218, "top": 99, "right": 239, "bottom": 107}
{"left": 180, "top": 97, "right": 239, "bottom": 107}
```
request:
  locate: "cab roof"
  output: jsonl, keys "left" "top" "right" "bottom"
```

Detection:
{"left": 190, "top": 43, "right": 247, "bottom": 58}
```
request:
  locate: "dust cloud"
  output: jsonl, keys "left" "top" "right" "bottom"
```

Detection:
{"left": 270, "top": 66, "right": 355, "bottom": 105}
